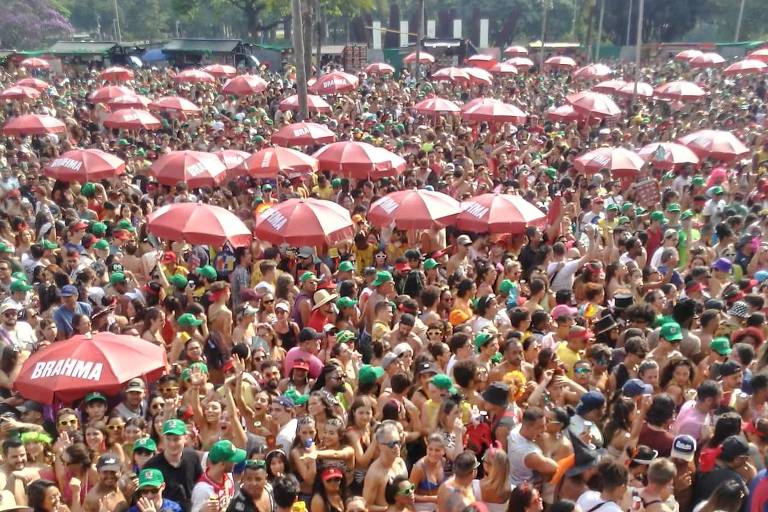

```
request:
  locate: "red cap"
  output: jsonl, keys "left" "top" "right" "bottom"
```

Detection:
{"left": 112, "top": 229, "right": 130, "bottom": 240}
{"left": 394, "top": 262, "right": 411, "bottom": 272}
{"left": 292, "top": 360, "right": 310, "bottom": 371}
{"left": 70, "top": 221, "right": 88, "bottom": 231}
{"left": 321, "top": 467, "right": 344, "bottom": 481}
{"left": 162, "top": 251, "right": 176, "bottom": 263}
{"left": 594, "top": 197, "right": 604, "bottom": 204}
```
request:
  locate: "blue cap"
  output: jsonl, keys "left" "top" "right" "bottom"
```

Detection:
{"left": 756, "top": 270, "right": 768, "bottom": 284}
{"left": 61, "top": 285, "right": 78, "bottom": 297}
{"left": 622, "top": 378, "right": 653, "bottom": 398}
{"left": 576, "top": 390, "right": 605, "bottom": 415}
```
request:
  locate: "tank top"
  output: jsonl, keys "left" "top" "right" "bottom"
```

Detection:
{"left": 277, "top": 323, "right": 298, "bottom": 352}
{"left": 291, "top": 292, "right": 311, "bottom": 328}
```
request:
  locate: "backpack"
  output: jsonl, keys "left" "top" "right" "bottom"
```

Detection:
{"left": 400, "top": 269, "right": 424, "bottom": 298}
{"left": 203, "top": 332, "right": 229, "bottom": 370}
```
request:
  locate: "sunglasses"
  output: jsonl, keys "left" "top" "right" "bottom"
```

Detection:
{"left": 107, "top": 424, "right": 124, "bottom": 431}
{"left": 159, "top": 387, "right": 179, "bottom": 393}
{"left": 263, "top": 299, "right": 274, "bottom": 304}
{"left": 134, "top": 449, "right": 154, "bottom": 456}
{"left": 397, "top": 483, "right": 416, "bottom": 496}
{"left": 58, "top": 420, "right": 78, "bottom": 427}
{"left": 574, "top": 367, "right": 592, "bottom": 374}
{"left": 382, "top": 440, "right": 401, "bottom": 449}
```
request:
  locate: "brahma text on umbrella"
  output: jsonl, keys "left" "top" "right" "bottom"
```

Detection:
{"left": 50, "top": 158, "right": 82, "bottom": 171}
{"left": 30, "top": 359, "right": 103, "bottom": 381}
{"left": 262, "top": 209, "right": 288, "bottom": 231}
{"left": 462, "top": 202, "right": 489, "bottom": 219}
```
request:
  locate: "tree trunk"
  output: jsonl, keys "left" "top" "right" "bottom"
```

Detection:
{"left": 385, "top": 1, "right": 400, "bottom": 48}
{"left": 244, "top": 2, "right": 257, "bottom": 38}
{"left": 284, "top": 15, "right": 292, "bottom": 40}
{"left": 315, "top": 0, "right": 322, "bottom": 73}
{"left": 302, "top": 0, "right": 313, "bottom": 77}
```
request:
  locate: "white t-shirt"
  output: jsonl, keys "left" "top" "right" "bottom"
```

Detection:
{"left": 276, "top": 418, "right": 298, "bottom": 454}
{"left": 547, "top": 259, "right": 582, "bottom": 292}
{"left": 507, "top": 428, "right": 542, "bottom": 487}
{"left": 576, "top": 490, "right": 623, "bottom": 512}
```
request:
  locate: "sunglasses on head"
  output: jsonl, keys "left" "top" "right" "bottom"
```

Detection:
{"left": 244, "top": 459, "right": 267, "bottom": 470}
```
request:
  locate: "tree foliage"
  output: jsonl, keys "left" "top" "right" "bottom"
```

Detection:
{"left": 0, "top": 0, "right": 73, "bottom": 48}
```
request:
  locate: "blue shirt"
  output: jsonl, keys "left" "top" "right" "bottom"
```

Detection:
{"left": 53, "top": 301, "right": 92, "bottom": 338}
{"left": 128, "top": 499, "right": 182, "bottom": 512}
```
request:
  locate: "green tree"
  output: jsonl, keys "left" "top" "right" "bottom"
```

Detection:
{"left": 601, "top": 0, "right": 714, "bottom": 43}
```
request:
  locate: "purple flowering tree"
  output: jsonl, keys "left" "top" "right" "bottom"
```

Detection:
{"left": 0, "top": 0, "right": 73, "bottom": 49}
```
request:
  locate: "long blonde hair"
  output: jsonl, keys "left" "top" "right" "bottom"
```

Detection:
{"left": 482, "top": 444, "right": 510, "bottom": 494}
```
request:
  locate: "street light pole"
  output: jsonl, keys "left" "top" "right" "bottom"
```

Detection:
{"left": 734, "top": 0, "right": 746, "bottom": 42}
{"left": 415, "top": 0, "right": 424, "bottom": 79}
{"left": 595, "top": 0, "right": 605, "bottom": 60}
{"left": 291, "top": 0, "right": 309, "bottom": 119}
{"left": 113, "top": 0, "right": 122, "bottom": 43}
{"left": 540, "top": 0, "right": 548, "bottom": 69}
{"left": 632, "top": 0, "right": 644, "bottom": 107}
{"left": 625, "top": 0, "right": 633, "bottom": 46}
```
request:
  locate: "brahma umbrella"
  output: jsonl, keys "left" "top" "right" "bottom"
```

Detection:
{"left": 150, "top": 150, "right": 228, "bottom": 187}
{"left": 103, "top": 109, "right": 161, "bottom": 130}
{"left": 574, "top": 64, "right": 613, "bottom": 80}
{"left": 566, "top": 91, "right": 621, "bottom": 118}
{"left": 674, "top": 49, "right": 703, "bottom": 62}
{"left": 465, "top": 54, "right": 497, "bottom": 70}
{"left": 90, "top": 85, "right": 134, "bottom": 104}
{"left": 149, "top": 96, "right": 201, "bottom": 115}
{"left": 653, "top": 81, "right": 707, "bottom": 101}
{"left": 147, "top": 202, "right": 252, "bottom": 247}
{"left": 545, "top": 55, "right": 577, "bottom": 70}
{"left": 15, "top": 78, "right": 49, "bottom": 91}
{"left": 616, "top": 81, "right": 654, "bottom": 98}
{"left": 489, "top": 62, "right": 518, "bottom": 76}
{"left": 546, "top": 104, "right": 582, "bottom": 123}
{"left": 368, "top": 189, "right": 461, "bottom": 229}
{"left": 312, "top": 141, "right": 406, "bottom": 179}
{"left": 20, "top": 58, "right": 50, "bottom": 70}
{"left": 463, "top": 67, "right": 493, "bottom": 86}
{"left": 591, "top": 79, "right": 626, "bottom": 94}
{"left": 432, "top": 67, "right": 471, "bottom": 84}
{"left": 243, "top": 146, "right": 318, "bottom": 179}
{"left": 3, "top": 114, "right": 65, "bottom": 136}
{"left": 503, "top": 46, "right": 529, "bottom": 57}
{"left": 108, "top": 94, "right": 151, "bottom": 111}
{"left": 213, "top": 149, "right": 251, "bottom": 177}
{"left": 44, "top": 149, "right": 126, "bottom": 183}
{"left": 689, "top": 52, "right": 725, "bottom": 68}
{"left": 99, "top": 66, "right": 134, "bottom": 82}
{"left": 404, "top": 52, "right": 435, "bottom": 64}
{"left": 279, "top": 94, "right": 332, "bottom": 113}
{"left": 455, "top": 193, "right": 546, "bottom": 233}
{"left": 723, "top": 59, "right": 767, "bottom": 76}
{"left": 254, "top": 198, "right": 354, "bottom": 245}
{"left": 203, "top": 64, "right": 237, "bottom": 78}
{"left": 174, "top": 69, "right": 216, "bottom": 84}
{"left": 748, "top": 48, "right": 768, "bottom": 63}
{"left": 462, "top": 99, "right": 527, "bottom": 124}
{"left": 0, "top": 86, "right": 40, "bottom": 101}
{"left": 638, "top": 142, "right": 700, "bottom": 170}
{"left": 573, "top": 147, "right": 645, "bottom": 178}
{"left": 365, "top": 62, "right": 395, "bottom": 75}
{"left": 506, "top": 57, "right": 534, "bottom": 71}
{"left": 413, "top": 97, "right": 461, "bottom": 115}
{"left": 677, "top": 130, "right": 750, "bottom": 162}
{"left": 271, "top": 122, "right": 336, "bottom": 146}
{"left": 309, "top": 71, "right": 359, "bottom": 95}
{"left": 222, "top": 75, "right": 268, "bottom": 96}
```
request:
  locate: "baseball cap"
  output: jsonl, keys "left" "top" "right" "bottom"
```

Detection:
{"left": 671, "top": 435, "right": 696, "bottom": 462}
{"left": 162, "top": 419, "right": 187, "bottom": 436}
{"left": 372, "top": 271, "right": 393, "bottom": 287}
{"left": 299, "top": 271, "right": 318, "bottom": 283}
{"left": 84, "top": 392, "right": 107, "bottom": 404}
{"left": 208, "top": 440, "right": 246, "bottom": 464}
{"left": 659, "top": 321, "right": 683, "bottom": 342}
{"left": 720, "top": 435, "right": 749, "bottom": 461}
{"left": 474, "top": 332, "right": 494, "bottom": 350}
{"left": 125, "top": 378, "right": 145, "bottom": 392}
{"left": 0, "top": 302, "right": 17, "bottom": 315}
{"left": 321, "top": 466, "right": 344, "bottom": 481}
{"left": 457, "top": 234, "right": 472, "bottom": 246}
{"left": 712, "top": 258, "right": 733, "bottom": 273}
{"left": 358, "top": 364, "right": 384, "bottom": 385}
{"left": 710, "top": 337, "right": 732, "bottom": 356}
{"left": 338, "top": 261, "right": 355, "bottom": 272}
{"left": 168, "top": 274, "right": 188, "bottom": 289}
{"left": 551, "top": 304, "right": 577, "bottom": 320}
{"left": 196, "top": 265, "right": 217, "bottom": 281}
{"left": 93, "top": 239, "right": 110, "bottom": 251}
{"left": 96, "top": 454, "right": 121, "bottom": 472}
{"left": 423, "top": 258, "right": 439, "bottom": 270}
{"left": 60, "top": 285, "right": 78, "bottom": 297}
{"left": 381, "top": 352, "right": 399, "bottom": 369}
{"left": 133, "top": 437, "right": 157, "bottom": 453}
{"left": 622, "top": 378, "right": 653, "bottom": 398}
{"left": 336, "top": 296, "right": 357, "bottom": 310}
{"left": 137, "top": 468, "right": 163, "bottom": 489}
{"left": 336, "top": 330, "right": 356, "bottom": 344}
{"left": 109, "top": 272, "right": 126, "bottom": 285}
{"left": 177, "top": 313, "right": 203, "bottom": 328}
{"left": 718, "top": 360, "right": 741, "bottom": 378}
{"left": 9, "top": 280, "right": 31, "bottom": 293}
{"left": 431, "top": 374, "right": 455, "bottom": 392}
{"left": 90, "top": 221, "right": 107, "bottom": 236}
{"left": 299, "top": 327, "right": 322, "bottom": 342}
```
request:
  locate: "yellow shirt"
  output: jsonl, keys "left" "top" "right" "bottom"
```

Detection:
{"left": 423, "top": 399, "right": 472, "bottom": 429}
{"left": 353, "top": 245, "right": 375, "bottom": 274}
{"left": 556, "top": 342, "right": 583, "bottom": 378}
{"left": 372, "top": 321, "right": 390, "bottom": 343}
{"left": 312, "top": 184, "right": 334, "bottom": 200}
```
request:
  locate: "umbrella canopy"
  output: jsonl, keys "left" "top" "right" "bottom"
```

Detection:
{"left": 368, "top": 189, "right": 461, "bottom": 229}
{"left": 14, "top": 333, "right": 167, "bottom": 403}
{"left": 312, "top": 141, "right": 406, "bottom": 179}
{"left": 592, "top": 79, "right": 627, "bottom": 94}
{"left": 44, "top": 149, "right": 126, "bottom": 183}
{"left": 20, "top": 57, "right": 49, "bottom": 69}
{"left": 573, "top": 147, "right": 645, "bottom": 178}
{"left": 503, "top": 45, "right": 529, "bottom": 57}
{"left": 254, "top": 198, "right": 354, "bottom": 245}
{"left": 202, "top": 64, "right": 237, "bottom": 78}
{"left": 149, "top": 96, "right": 201, "bottom": 115}
{"left": 461, "top": 97, "right": 498, "bottom": 112}
{"left": 103, "top": 109, "right": 161, "bottom": 130}
{"left": 545, "top": 55, "right": 577, "bottom": 70}
{"left": 674, "top": 49, "right": 703, "bottom": 62}
{"left": 566, "top": 91, "right": 621, "bottom": 118}
{"left": 3, "top": 114, "right": 65, "bottom": 136}
{"left": 638, "top": 142, "right": 700, "bottom": 170}
{"left": 413, "top": 97, "right": 461, "bottom": 115}
{"left": 404, "top": 51, "right": 435, "bottom": 64}
{"left": 147, "top": 202, "right": 252, "bottom": 247}
{"left": 365, "top": 62, "right": 395, "bottom": 75}
{"left": 108, "top": 94, "right": 151, "bottom": 110}
{"left": 0, "top": 86, "right": 40, "bottom": 101}
{"left": 213, "top": 149, "right": 251, "bottom": 172}
{"left": 222, "top": 75, "right": 268, "bottom": 96}
{"left": 432, "top": 67, "right": 471, "bottom": 84}
{"left": 689, "top": 52, "right": 725, "bottom": 68}
{"left": 489, "top": 62, "right": 518, "bottom": 76}
{"left": 462, "top": 99, "right": 527, "bottom": 124}
{"left": 574, "top": 63, "right": 613, "bottom": 80}
{"left": 309, "top": 71, "right": 359, "bottom": 95}
{"left": 15, "top": 78, "right": 49, "bottom": 91}
{"left": 465, "top": 54, "right": 498, "bottom": 70}
{"left": 174, "top": 69, "right": 216, "bottom": 83}
{"left": 271, "top": 122, "right": 337, "bottom": 146}
{"left": 653, "top": 81, "right": 707, "bottom": 101}
{"left": 505, "top": 57, "right": 534, "bottom": 70}
{"left": 150, "top": 150, "right": 228, "bottom": 187}
{"left": 89, "top": 85, "right": 134, "bottom": 104}
{"left": 455, "top": 193, "right": 546, "bottom": 233}
{"left": 243, "top": 146, "right": 318, "bottom": 179}
{"left": 748, "top": 48, "right": 768, "bottom": 63}
{"left": 279, "top": 94, "right": 332, "bottom": 113}
{"left": 546, "top": 104, "right": 582, "bottom": 123}
{"left": 461, "top": 67, "right": 493, "bottom": 86}
{"left": 99, "top": 66, "right": 134, "bottom": 82}
{"left": 616, "top": 81, "right": 654, "bottom": 98}
{"left": 723, "top": 59, "right": 767, "bottom": 76}
{"left": 677, "top": 130, "right": 750, "bottom": 162}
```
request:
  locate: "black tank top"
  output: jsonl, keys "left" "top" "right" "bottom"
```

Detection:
{"left": 278, "top": 323, "right": 298, "bottom": 351}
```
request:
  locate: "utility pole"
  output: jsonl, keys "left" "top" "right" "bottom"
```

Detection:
{"left": 626, "top": 0, "right": 633, "bottom": 45}
{"left": 734, "top": 0, "right": 746, "bottom": 42}
{"left": 632, "top": 0, "right": 644, "bottom": 108}
{"left": 292, "top": 0, "right": 309, "bottom": 119}
{"left": 595, "top": 0, "right": 605, "bottom": 60}
{"left": 113, "top": 0, "right": 122, "bottom": 43}
{"left": 540, "top": 0, "right": 548, "bottom": 69}
{"left": 415, "top": 0, "right": 424, "bottom": 79}
{"left": 315, "top": 0, "right": 322, "bottom": 74}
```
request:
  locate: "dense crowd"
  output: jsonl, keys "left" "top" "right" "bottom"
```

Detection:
{"left": 0, "top": 48, "right": 765, "bottom": 512}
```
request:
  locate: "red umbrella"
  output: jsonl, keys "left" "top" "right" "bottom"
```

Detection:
{"left": 546, "top": 104, "right": 582, "bottom": 123}
{"left": 404, "top": 52, "right": 435, "bottom": 64}
{"left": 90, "top": 85, "right": 134, "bottom": 104}
{"left": 462, "top": 99, "right": 527, "bottom": 124}
{"left": 0, "top": 86, "right": 40, "bottom": 101}
{"left": 213, "top": 149, "right": 251, "bottom": 174}
{"left": 243, "top": 146, "right": 318, "bottom": 179}
{"left": 366, "top": 62, "right": 395, "bottom": 75}
{"left": 506, "top": 57, "right": 534, "bottom": 70}
{"left": 432, "top": 67, "right": 471, "bottom": 84}
{"left": 465, "top": 54, "right": 497, "bottom": 70}
{"left": 3, "top": 114, "right": 65, "bottom": 136}
{"left": 312, "top": 141, "right": 406, "bottom": 179}
{"left": 149, "top": 96, "right": 201, "bottom": 115}
{"left": 99, "top": 66, "right": 134, "bottom": 82}
{"left": 674, "top": 49, "right": 703, "bottom": 62}
{"left": 254, "top": 198, "right": 354, "bottom": 245}
{"left": 503, "top": 46, "right": 529, "bottom": 57}
{"left": 723, "top": 59, "right": 767, "bottom": 76}
{"left": 14, "top": 332, "right": 167, "bottom": 404}
{"left": 271, "top": 122, "right": 336, "bottom": 146}
{"left": 638, "top": 142, "right": 700, "bottom": 170}
{"left": 455, "top": 193, "right": 546, "bottom": 233}
{"left": 653, "top": 81, "right": 707, "bottom": 101}
{"left": 15, "top": 78, "right": 48, "bottom": 91}
{"left": 147, "top": 202, "right": 251, "bottom": 247}
{"left": 203, "top": 64, "right": 237, "bottom": 78}
{"left": 222, "top": 75, "right": 268, "bottom": 96}
{"left": 368, "top": 189, "right": 461, "bottom": 229}
{"left": 592, "top": 79, "right": 626, "bottom": 94}
{"left": 689, "top": 52, "right": 725, "bottom": 68}
{"left": 489, "top": 62, "right": 518, "bottom": 76}
{"left": 20, "top": 57, "right": 49, "bottom": 70}
{"left": 748, "top": 48, "right": 768, "bottom": 63}
{"left": 677, "top": 130, "right": 750, "bottom": 162}
{"left": 44, "top": 149, "right": 126, "bottom": 183}
{"left": 573, "top": 147, "right": 645, "bottom": 178}
{"left": 174, "top": 69, "right": 216, "bottom": 84}
{"left": 279, "top": 94, "right": 332, "bottom": 113}
{"left": 616, "top": 81, "right": 654, "bottom": 98}
{"left": 462, "top": 67, "right": 493, "bottom": 86}
{"left": 566, "top": 91, "right": 621, "bottom": 118}
{"left": 413, "top": 97, "right": 461, "bottom": 115}
{"left": 545, "top": 55, "right": 577, "bottom": 70}
{"left": 150, "top": 150, "right": 228, "bottom": 187}
{"left": 108, "top": 94, "right": 151, "bottom": 110}
{"left": 103, "top": 109, "right": 161, "bottom": 130}
{"left": 573, "top": 64, "right": 613, "bottom": 80}
{"left": 309, "top": 71, "right": 359, "bottom": 95}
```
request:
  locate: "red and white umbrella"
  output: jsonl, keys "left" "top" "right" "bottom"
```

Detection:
{"left": 254, "top": 198, "right": 354, "bottom": 245}
{"left": 592, "top": 79, "right": 627, "bottom": 94}
{"left": 574, "top": 64, "right": 613, "bottom": 80}
{"left": 99, "top": 66, "right": 134, "bottom": 82}
{"left": 89, "top": 85, "right": 134, "bottom": 104}
{"left": 503, "top": 46, "right": 529, "bottom": 57}
{"left": 413, "top": 97, "right": 461, "bottom": 115}
{"left": 147, "top": 202, "right": 251, "bottom": 247}
{"left": 674, "top": 49, "right": 703, "bottom": 62}
{"left": 365, "top": 62, "right": 395, "bottom": 75}
{"left": 103, "top": 109, "right": 161, "bottom": 130}
{"left": 573, "top": 147, "right": 645, "bottom": 178}
{"left": 15, "top": 78, "right": 49, "bottom": 91}
{"left": 312, "top": 141, "right": 406, "bottom": 179}
{"left": 432, "top": 67, "right": 471, "bottom": 84}
{"left": 150, "top": 150, "right": 228, "bottom": 187}
{"left": 368, "top": 189, "right": 461, "bottom": 229}
{"left": 506, "top": 57, "right": 534, "bottom": 71}
{"left": 677, "top": 130, "right": 750, "bottom": 162}
{"left": 404, "top": 51, "right": 435, "bottom": 64}
{"left": 173, "top": 69, "right": 216, "bottom": 84}
{"left": 748, "top": 48, "right": 768, "bottom": 63}
{"left": 456, "top": 193, "right": 546, "bottom": 233}
{"left": 243, "top": 146, "right": 318, "bottom": 179}
{"left": 616, "top": 81, "right": 654, "bottom": 98}
{"left": 546, "top": 104, "right": 582, "bottom": 123}
{"left": 149, "top": 96, "right": 201, "bottom": 115}
{"left": 566, "top": 91, "right": 621, "bottom": 118}
{"left": 489, "top": 62, "right": 518, "bottom": 76}
{"left": 213, "top": 149, "right": 251, "bottom": 174}
{"left": 723, "top": 59, "right": 767, "bottom": 76}
{"left": 279, "top": 94, "right": 332, "bottom": 113}
{"left": 545, "top": 55, "right": 577, "bottom": 70}
{"left": 462, "top": 67, "right": 493, "bottom": 86}
{"left": 462, "top": 99, "right": 527, "bottom": 124}
{"left": 638, "top": 142, "right": 700, "bottom": 170}
{"left": 20, "top": 57, "right": 49, "bottom": 70}
{"left": 309, "top": 71, "right": 359, "bottom": 95}
{"left": 654, "top": 81, "right": 707, "bottom": 101}
{"left": 271, "top": 122, "right": 336, "bottom": 146}
{"left": 0, "top": 86, "right": 40, "bottom": 101}
{"left": 3, "top": 114, "right": 65, "bottom": 136}
{"left": 465, "top": 54, "right": 497, "bottom": 70}
{"left": 203, "top": 64, "right": 237, "bottom": 78}
{"left": 44, "top": 149, "right": 125, "bottom": 183}
{"left": 108, "top": 94, "right": 151, "bottom": 111}
{"left": 689, "top": 52, "right": 725, "bottom": 68}
{"left": 222, "top": 75, "right": 268, "bottom": 96}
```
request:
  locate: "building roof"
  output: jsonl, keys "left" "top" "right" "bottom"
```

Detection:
{"left": 49, "top": 41, "right": 119, "bottom": 55}
{"left": 163, "top": 39, "right": 242, "bottom": 54}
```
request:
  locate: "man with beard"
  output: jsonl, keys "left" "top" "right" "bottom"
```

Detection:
{"left": 0, "top": 302, "right": 36, "bottom": 352}
{"left": 190, "top": 440, "right": 245, "bottom": 512}
{"left": 0, "top": 438, "right": 34, "bottom": 494}
{"left": 489, "top": 338, "right": 524, "bottom": 382}
{"left": 259, "top": 360, "right": 282, "bottom": 393}
{"left": 291, "top": 272, "right": 318, "bottom": 329}
{"left": 83, "top": 454, "right": 127, "bottom": 512}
